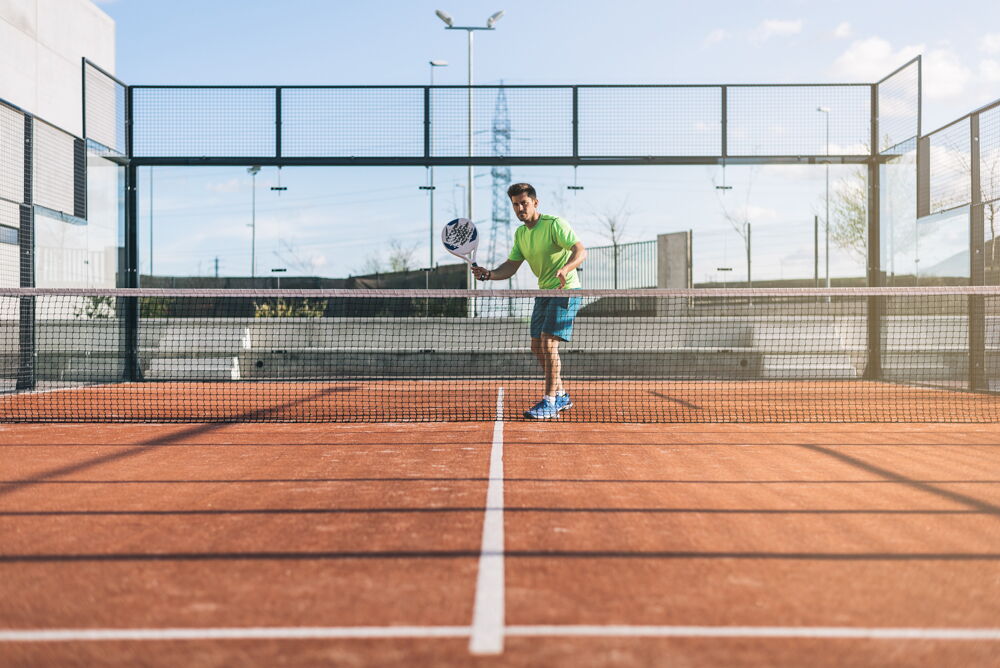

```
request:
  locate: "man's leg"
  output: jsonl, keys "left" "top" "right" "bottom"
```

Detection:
{"left": 530, "top": 334, "right": 563, "bottom": 397}
{"left": 540, "top": 333, "right": 562, "bottom": 397}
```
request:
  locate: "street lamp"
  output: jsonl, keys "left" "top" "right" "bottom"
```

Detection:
{"left": 817, "top": 106, "right": 830, "bottom": 292}
{"left": 247, "top": 165, "right": 261, "bottom": 283}
{"left": 271, "top": 267, "right": 286, "bottom": 289}
{"left": 420, "top": 60, "right": 449, "bottom": 288}
{"left": 435, "top": 9, "right": 505, "bottom": 230}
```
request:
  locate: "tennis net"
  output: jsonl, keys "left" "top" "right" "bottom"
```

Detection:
{"left": 1, "top": 287, "right": 999, "bottom": 423}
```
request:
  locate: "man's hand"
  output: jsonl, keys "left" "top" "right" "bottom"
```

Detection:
{"left": 471, "top": 265, "right": 490, "bottom": 281}
{"left": 556, "top": 268, "right": 568, "bottom": 288}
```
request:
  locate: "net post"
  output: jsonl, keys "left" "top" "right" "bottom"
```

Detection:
{"left": 123, "top": 84, "right": 141, "bottom": 381}
{"left": 969, "top": 113, "right": 986, "bottom": 391}
{"left": 16, "top": 114, "right": 35, "bottom": 391}
{"left": 864, "top": 82, "right": 882, "bottom": 381}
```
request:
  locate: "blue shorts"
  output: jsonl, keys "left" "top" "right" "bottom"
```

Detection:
{"left": 530, "top": 294, "right": 582, "bottom": 341}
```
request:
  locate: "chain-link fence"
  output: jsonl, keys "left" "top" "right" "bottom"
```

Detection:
{"left": 580, "top": 240, "right": 657, "bottom": 289}
{"left": 83, "top": 60, "right": 127, "bottom": 157}
{"left": 129, "top": 84, "right": 876, "bottom": 162}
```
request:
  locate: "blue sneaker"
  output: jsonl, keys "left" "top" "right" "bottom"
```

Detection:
{"left": 524, "top": 399, "right": 559, "bottom": 419}
{"left": 554, "top": 393, "right": 573, "bottom": 412}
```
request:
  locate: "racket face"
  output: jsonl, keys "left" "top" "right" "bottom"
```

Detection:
{"left": 441, "top": 218, "right": 479, "bottom": 257}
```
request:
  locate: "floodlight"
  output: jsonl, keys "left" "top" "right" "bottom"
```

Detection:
{"left": 429, "top": 60, "right": 448, "bottom": 67}
{"left": 486, "top": 10, "right": 505, "bottom": 28}
{"left": 435, "top": 9, "right": 453, "bottom": 26}
{"left": 247, "top": 165, "right": 261, "bottom": 175}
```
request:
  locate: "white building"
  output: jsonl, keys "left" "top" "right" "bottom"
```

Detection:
{"left": 1, "top": 0, "right": 118, "bottom": 289}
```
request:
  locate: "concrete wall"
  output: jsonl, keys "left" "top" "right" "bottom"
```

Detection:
{"left": 657, "top": 231, "right": 691, "bottom": 289}
{"left": 3, "top": 316, "right": 996, "bottom": 384}
{"left": 0, "top": 0, "right": 115, "bottom": 135}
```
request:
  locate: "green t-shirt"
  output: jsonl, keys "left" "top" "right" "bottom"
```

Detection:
{"left": 508, "top": 214, "right": 581, "bottom": 289}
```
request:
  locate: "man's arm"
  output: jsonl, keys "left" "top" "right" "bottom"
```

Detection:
{"left": 555, "top": 242, "right": 587, "bottom": 287}
{"left": 472, "top": 259, "right": 522, "bottom": 282}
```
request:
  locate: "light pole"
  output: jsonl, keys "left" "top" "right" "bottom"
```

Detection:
{"left": 420, "top": 60, "right": 448, "bottom": 288}
{"left": 817, "top": 107, "right": 831, "bottom": 291}
{"left": 271, "top": 267, "right": 286, "bottom": 289}
{"left": 435, "top": 9, "right": 504, "bottom": 230}
{"left": 247, "top": 165, "right": 261, "bottom": 284}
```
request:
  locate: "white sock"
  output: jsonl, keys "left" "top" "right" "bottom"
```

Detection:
{"left": 543, "top": 395, "right": 555, "bottom": 405}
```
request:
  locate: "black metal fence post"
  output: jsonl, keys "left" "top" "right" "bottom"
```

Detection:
{"left": 17, "top": 115, "right": 35, "bottom": 391}
{"left": 970, "top": 113, "right": 986, "bottom": 391}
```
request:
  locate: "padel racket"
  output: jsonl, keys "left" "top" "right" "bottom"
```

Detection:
{"left": 441, "top": 217, "right": 480, "bottom": 268}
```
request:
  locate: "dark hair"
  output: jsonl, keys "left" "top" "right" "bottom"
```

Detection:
{"left": 507, "top": 183, "right": 537, "bottom": 199}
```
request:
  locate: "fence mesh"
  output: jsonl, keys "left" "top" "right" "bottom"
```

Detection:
{"left": 0, "top": 201, "right": 18, "bottom": 289}
{"left": 0, "top": 102, "right": 24, "bottom": 206}
{"left": 132, "top": 88, "right": 277, "bottom": 158}
{"left": 981, "top": 104, "right": 1000, "bottom": 207}
{"left": 925, "top": 119, "right": 971, "bottom": 215}
{"left": 727, "top": 85, "right": 871, "bottom": 156}
{"left": 282, "top": 88, "right": 425, "bottom": 158}
{"left": 83, "top": 61, "right": 126, "bottom": 155}
{"left": 430, "top": 87, "right": 573, "bottom": 158}
{"left": 31, "top": 120, "right": 76, "bottom": 216}
{"left": 577, "top": 87, "right": 722, "bottom": 156}
{"left": 127, "top": 84, "right": 884, "bottom": 160}
{"left": 579, "top": 240, "right": 657, "bottom": 289}
{"left": 878, "top": 60, "right": 920, "bottom": 153}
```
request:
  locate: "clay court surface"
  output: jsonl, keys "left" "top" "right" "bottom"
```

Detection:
{"left": 3, "top": 416, "right": 1000, "bottom": 666}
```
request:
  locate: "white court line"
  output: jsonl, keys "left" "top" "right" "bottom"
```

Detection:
{"left": 0, "top": 627, "right": 471, "bottom": 642}
{"left": 468, "top": 387, "right": 505, "bottom": 655}
{"left": 3, "top": 625, "right": 999, "bottom": 644}
{"left": 505, "top": 625, "right": 1000, "bottom": 640}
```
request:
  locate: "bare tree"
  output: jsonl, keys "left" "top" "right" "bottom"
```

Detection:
{"left": 712, "top": 166, "right": 757, "bottom": 286}
{"left": 355, "top": 254, "right": 385, "bottom": 276}
{"left": 354, "top": 240, "right": 419, "bottom": 276}
{"left": 548, "top": 185, "right": 569, "bottom": 217}
{"left": 387, "top": 239, "right": 418, "bottom": 273}
{"left": 982, "top": 154, "right": 1000, "bottom": 271}
{"left": 593, "top": 199, "right": 632, "bottom": 289}
{"left": 273, "top": 238, "right": 320, "bottom": 274}
{"left": 827, "top": 166, "right": 868, "bottom": 265}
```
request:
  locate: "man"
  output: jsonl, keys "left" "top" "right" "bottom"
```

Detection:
{"left": 472, "top": 183, "right": 587, "bottom": 419}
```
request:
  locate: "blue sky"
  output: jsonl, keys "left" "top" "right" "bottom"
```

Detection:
{"left": 91, "top": 0, "right": 1000, "bottom": 285}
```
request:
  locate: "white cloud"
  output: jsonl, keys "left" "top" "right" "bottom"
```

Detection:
{"left": 981, "top": 59, "right": 1000, "bottom": 82}
{"left": 752, "top": 19, "right": 803, "bottom": 42}
{"left": 704, "top": 28, "right": 729, "bottom": 47}
{"left": 205, "top": 178, "right": 243, "bottom": 194}
{"left": 922, "top": 48, "right": 973, "bottom": 99}
{"left": 732, "top": 205, "right": 779, "bottom": 223}
{"left": 833, "top": 22, "right": 852, "bottom": 39}
{"left": 830, "top": 38, "right": 970, "bottom": 100}
{"left": 981, "top": 33, "right": 1000, "bottom": 55}
{"left": 830, "top": 37, "right": 922, "bottom": 81}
